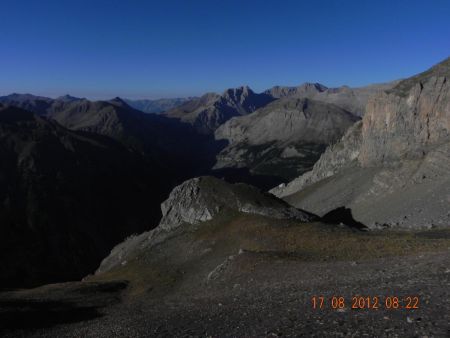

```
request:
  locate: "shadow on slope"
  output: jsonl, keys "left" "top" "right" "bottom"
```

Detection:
{"left": 209, "top": 167, "right": 286, "bottom": 191}
{"left": 0, "top": 300, "right": 102, "bottom": 330}
{"left": 322, "top": 207, "right": 367, "bottom": 230}
{"left": 0, "top": 281, "right": 127, "bottom": 333}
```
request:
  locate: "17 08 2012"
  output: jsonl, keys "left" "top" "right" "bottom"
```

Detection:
{"left": 311, "top": 296, "right": 419, "bottom": 310}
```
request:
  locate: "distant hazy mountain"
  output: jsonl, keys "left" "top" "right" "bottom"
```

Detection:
{"left": 124, "top": 97, "right": 192, "bottom": 114}
{"left": 0, "top": 104, "right": 170, "bottom": 288}
{"left": 265, "top": 81, "right": 398, "bottom": 117}
{"left": 0, "top": 93, "right": 188, "bottom": 115}
{"left": 215, "top": 98, "right": 359, "bottom": 180}
{"left": 272, "top": 57, "right": 450, "bottom": 229}
{"left": 164, "top": 86, "right": 274, "bottom": 133}
{"left": 0, "top": 93, "right": 54, "bottom": 115}
{"left": 56, "top": 94, "right": 83, "bottom": 102}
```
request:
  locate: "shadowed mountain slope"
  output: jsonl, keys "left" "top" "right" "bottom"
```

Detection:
{"left": 0, "top": 104, "right": 170, "bottom": 288}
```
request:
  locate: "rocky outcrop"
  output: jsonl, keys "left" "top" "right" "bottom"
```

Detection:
{"left": 215, "top": 98, "right": 359, "bottom": 180}
{"left": 159, "top": 177, "right": 316, "bottom": 230}
{"left": 97, "top": 176, "right": 317, "bottom": 274}
{"left": 272, "top": 57, "right": 450, "bottom": 229}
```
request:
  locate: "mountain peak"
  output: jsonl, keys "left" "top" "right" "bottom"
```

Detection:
{"left": 109, "top": 97, "right": 129, "bottom": 107}
{"left": 299, "top": 82, "right": 328, "bottom": 92}
{"left": 222, "top": 85, "right": 254, "bottom": 98}
{"left": 57, "top": 94, "right": 81, "bottom": 102}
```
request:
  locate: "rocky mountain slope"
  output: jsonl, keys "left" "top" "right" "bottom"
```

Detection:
{"left": 124, "top": 97, "right": 191, "bottom": 114}
{"left": 214, "top": 98, "right": 359, "bottom": 180}
{"left": 272, "top": 57, "right": 450, "bottom": 229}
{"left": 265, "top": 81, "right": 397, "bottom": 117}
{"left": 164, "top": 86, "right": 274, "bottom": 133}
{"left": 0, "top": 104, "right": 170, "bottom": 288}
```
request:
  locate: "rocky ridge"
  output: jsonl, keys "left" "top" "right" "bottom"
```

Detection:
{"left": 265, "top": 81, "right": 398, "bottom": 117}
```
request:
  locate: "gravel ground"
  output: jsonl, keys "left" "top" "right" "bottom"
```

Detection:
{"left": 2, "top": 250, "right": 449, "bottom": 337}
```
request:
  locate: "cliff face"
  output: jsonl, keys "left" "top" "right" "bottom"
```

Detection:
{"left": 272, "top": 57, "right": 450, "bottom": 229}
{"left": 360, "top": 75, "right": 449, "bottom": 165}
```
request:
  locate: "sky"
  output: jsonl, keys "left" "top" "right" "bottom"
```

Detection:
{"left": 1, "top": 0, "right": 450, "bottom": 100}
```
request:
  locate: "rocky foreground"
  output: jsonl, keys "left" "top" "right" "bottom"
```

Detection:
{"left": 1, "top": 236, "right": 449, "bottom": 337}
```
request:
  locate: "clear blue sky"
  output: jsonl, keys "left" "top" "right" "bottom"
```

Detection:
{"left": 1, "top": 0, "right": 449, "bottom": 99}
